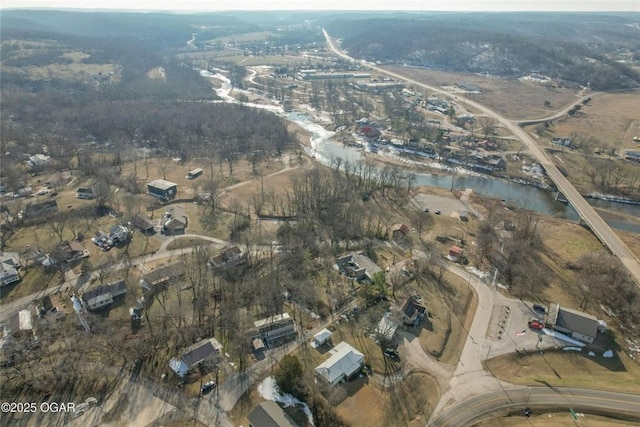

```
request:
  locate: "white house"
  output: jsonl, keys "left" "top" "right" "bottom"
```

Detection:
{"left": 312, "top": 328, "right": 332, "bottom": 348}
{"left": 315, "top": 341, "right": 364, "bottom": 386}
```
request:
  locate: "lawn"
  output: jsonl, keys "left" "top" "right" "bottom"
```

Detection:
{"left": 484, "top": 347, "right": 640, "bottom": 395}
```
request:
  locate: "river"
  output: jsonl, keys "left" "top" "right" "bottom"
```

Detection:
{"left": 199, "top": 70, "right": 640, "bottom": 234}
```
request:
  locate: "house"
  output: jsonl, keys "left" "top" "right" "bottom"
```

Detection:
{"left": 140, "top": 261, "right": 185, "bottom": 291}
{"left": 107, "top": 225, "right": 132, "bottom": 245}
{"left": 374, "top": 311, "right": 399, "bottom": 341}
{"left": 9, "top": 310, "right": 33, "bottom": 339}
{"left": 402, "top": 295, "right": 427, "bottom": 326}
{"left": 50, "top": 241, "right": 89, "bottom": 264}
{"left": 209, "top": 245, "right": 245, "bottom": 270}
{"left": 0, "top": 252, "right": 21, "bottom": 287}
{"left": 448, "top": 246, "right": 464, "bottom": 262}
{"left": 315, "top": 341, "right": 365, "bottom": 386}
{"left": 82, "top": 279, "right": 127, "bottom": 311}
{"left": 252, "top": 313, "right": 297, "bottom": 350}
{"left": 248, "top": 401, "right": 299, "bottom": 427}
{"left": 546, "top": 304, "right": 601, "bottom": 344}
{"left": 169, "top": 338, "right": 223, "bottom": 377}
{"left": 312, "top": 328, "right": 333, "bottom": 348}
{"left": 76, "top": 187, "right": 95, "bottom": 200}
{"left": 336, "top": 252, "right": 383, "bottom": 282}
{"left": 624, "top": 150, "right": 640, "bottom": 163}
{"left": 147, "top": 179, "right": 178, "bottom": 200}
{"left": 389, "top": 223, "right": 410, "bottom": 241}
{"left": 26, "top": 154, "right": 50, "bottom": 168}
{"left": 24, "top": 200, "right": 58, "bottom": 218}
{"left": 130, "top": 215, "right": 156, "bottom": 234}
{"left": 162, "top": 217, "right": 187, "bottom": 235}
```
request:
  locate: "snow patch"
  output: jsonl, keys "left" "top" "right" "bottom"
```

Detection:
{"left": 258, "top": 376, "right": 314, "bottom": 425}
{"left": 603, "top": 350, "right": 614, "bottom": 358}
{"left": 588, "top": 351, "right": 596, "bottom": 357}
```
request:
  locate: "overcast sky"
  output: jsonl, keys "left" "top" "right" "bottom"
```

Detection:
{"left": 3, "top": 0, "right": 639, "bottom": 12}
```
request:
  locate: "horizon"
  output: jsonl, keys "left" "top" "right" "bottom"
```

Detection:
{"left": 2, "top": 0, "right": 639, "bottom": 12}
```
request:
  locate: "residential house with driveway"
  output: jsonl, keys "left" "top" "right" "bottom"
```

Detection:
{"left": 315, "top": 341, "right": 364, "bottom": 386}
{"left": 0, "top": 252, "right": 21, "bottom": 287}
{"left": 82, "top": 279, "right": 127, "bottom": 311}
{"left": 336, "top": 251, "right": 383, "bottom": 283}
{"left": 140, "top": 261, "right": 185, "bottom": 292}
{"left": 251, "top": 313, "right": 297, "bottom": 350}
{"left": 169, "top": 338, "right": 223, "bottom": 377}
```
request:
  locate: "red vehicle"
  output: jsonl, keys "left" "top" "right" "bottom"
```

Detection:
{"left": 528, "top": 319, "right": 544, "bottom": 330}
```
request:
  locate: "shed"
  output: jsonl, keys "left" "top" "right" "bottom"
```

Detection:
{"left": 312, "top": 328, "right": 333, "bottom": 348}
{"left": 147, "top": 179, "right": 177, "bottom": 200}
{"left": 448, "top": 245, "right": 463, "bottom": 262}
{"left": 389, "top": 223, "right": 410, "bottom": 240}
{"left": 248, "top": 401, "right": 299, "bottom": 427}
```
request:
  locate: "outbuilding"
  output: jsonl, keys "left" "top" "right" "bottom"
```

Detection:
{"left": 147, "top": 179, "right": 178, "bottom": 200}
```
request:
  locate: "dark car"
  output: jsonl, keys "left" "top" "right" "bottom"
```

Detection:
{"left": 533, "top": 304, "right": 546, "bottom": 313}
{"left": 201, "top": 381, "right": 216, "bottom": 394}
{"left": 384, "top": 348, "right": 400, "bottom": 361}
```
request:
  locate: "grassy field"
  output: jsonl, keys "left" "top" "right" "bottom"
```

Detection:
{"left": 384, "top": 66, "right": 579, "bottom": 120}
{"left": 484, "top": 346, "right": 640, "bottom": 394}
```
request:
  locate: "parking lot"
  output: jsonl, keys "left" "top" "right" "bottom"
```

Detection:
{"left": 482, "top": 296, "right": 559, "bottom": 359}
{"left": 412, "top": 193, "right": 468, "bottom": 218}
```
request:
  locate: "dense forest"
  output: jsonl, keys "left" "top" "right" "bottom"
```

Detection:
{"left": 325, "top": 13, "right": 640, "bottom": 90}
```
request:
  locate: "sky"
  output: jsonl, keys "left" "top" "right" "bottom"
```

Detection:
{"left": 2, "top": 0, "right": 639, "bottom": 12}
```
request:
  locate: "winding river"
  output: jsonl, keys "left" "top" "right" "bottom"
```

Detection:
{"left": 199, "top": 69, "right": 640, "bottom": 233}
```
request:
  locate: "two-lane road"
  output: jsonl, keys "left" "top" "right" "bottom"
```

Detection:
{"left": 323, "top": 30, "right": 640, "bottom": 286}
{"left": 430, "top": 386, "right": 640, "bottom": 427}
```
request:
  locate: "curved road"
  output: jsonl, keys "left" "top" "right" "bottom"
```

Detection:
{"left": 322, "top": 29, "right": 640, "bottom": 287}
{"left": 430, "top": 386, "right": 640, "bottom": 427}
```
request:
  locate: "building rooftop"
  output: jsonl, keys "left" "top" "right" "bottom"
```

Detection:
{"left": 315, "top": 341, "right": 364, "bottom": 384}
{"left": 555, "top": 306, "right": 599, "bottom": 339}
{"left": 254, "top": 313, "right": 291, "bottom": 330}
{"left": 247, "top": 401, "right": 299, "bottom": 427}
{"left": 148, "top": 179, "right": 178, "bottom": 190}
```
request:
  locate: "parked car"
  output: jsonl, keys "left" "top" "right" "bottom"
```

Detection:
{"left": 201, "top": 381, "right": 216, "bottom": 394}
{"left": 528, "top": 319, "right": 544, "bottom": 330}
{"left": 384, "top": 348, "right": 400, "bottom": 361}
{"left": 533, "top": 304, "right": 546, "bottom": 313}
{"left": 434, "top": 209, "right": 441, "bottom": 215}
{"left": 423, "top": 208, "right": 429, "bottom": 213}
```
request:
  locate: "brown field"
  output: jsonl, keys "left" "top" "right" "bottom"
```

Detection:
{"left": 547, "top": 91, "right": 640, "bottom": 152}
{"left": 384, "top": 66, "right": 579, "bottom": 120}
{"left": 485, "top": 347, "right": 640, "bottom": 395}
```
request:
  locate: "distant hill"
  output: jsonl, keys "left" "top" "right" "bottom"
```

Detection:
{"left": 324, "top": 13, "right": 640, "bottom": 91}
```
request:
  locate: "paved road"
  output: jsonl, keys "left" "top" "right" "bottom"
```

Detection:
{"left": 430, "top": 386, "right": 640, "bottom": 427}
{"left": 323, "top": 30, "right": 640, "bottom": 287}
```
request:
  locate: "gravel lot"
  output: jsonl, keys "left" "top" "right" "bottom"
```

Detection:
{"left": 413, "top": 193, "right": 468, "bottom": 218}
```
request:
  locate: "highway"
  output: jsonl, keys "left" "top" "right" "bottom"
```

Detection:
{"left": 322, "top": 29, "right": 640, "bottom": 287}
{"left": 429, "top": 386, "right": 640, "bottom": 427}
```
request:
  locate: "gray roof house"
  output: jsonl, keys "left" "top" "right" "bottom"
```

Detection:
{"left": 140, "top": 261, "right": 185, "bottom": 291}
{"left": 248, "top": 401, "right": 299, "bottom": 427}
{"left": 82, "top": 279, "right": 127, "bottom": 311}
{"left": 0, "top": 252, "right": 21, "bottom": 287}
{"left": 336, "top": 251, "right": 383, "bottom": 282}
{"left": 169, "top": 338, "right": 223, "bottom": 377}
{"left": 547, "top": 303, "right": 600, "bottom": 344}
{"left": 252, "top": 313, "right": 297, "bottom": 350}
{"left": 315, "top": 341, "right": 364, "bottom": 386}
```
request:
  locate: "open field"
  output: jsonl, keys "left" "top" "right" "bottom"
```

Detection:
{"left": 385, "top": 66, "right": 579, "bottom": 120}
{"left": 484, "top": 347, "right": 640, "bottom": 395}
{"left": 546, "top": 91, "right": 640, "bottom": 153}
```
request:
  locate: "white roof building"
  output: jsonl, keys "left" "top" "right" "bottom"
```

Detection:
{"left": 312, "top": 328, "right": 332, "bottom": 348}
{"left": 315, "top": 341, "right": 364, "bottom": 386}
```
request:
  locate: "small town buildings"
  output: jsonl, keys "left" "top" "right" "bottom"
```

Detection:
{"left": 209, "top": 245, "right": 245, "bottom": 270}
{"left": 248, "top": 401, "right": 299, "bottom": 427}
{"left": 169, "top": 338, "right": 223, "bottom": 377}
{"left": 546, "top": 304, "right": 602, "bottom": 344}
{"left": 76, "top": 187, "right": 95, "bottom": 200}
{"left": 140, "top": 261, "right": 185, "bottom": 292}
{"left": 147, "top": 179, "right": 178, "bottom": 200}
{"left": 162, "top": 217, "right": 187, "bottom": 235}
{"left": 252, "top": 313, "right": 297, "bottom": 350}
{"left": 0, "top": 252, "right": 21, "bottom": 287}
{"left": 402, "top": 295, "right": 427, "bottom": 327}
{"left": 315, "top": 341, "right": 365, "bottom": 386}
{"left": 389, "top": 223, "right": 410, "bottom": 241}
{"left": 448, "top": 246, "right": 464, "bottom": 263}
{"left": 336, "top": 252, "right": 383, "bottom": 282}
{"left": 82, "top": 279, "right": 127, "bottom": 311}
{"left": 312, "top": 328, "right": 333, "bottom": 348}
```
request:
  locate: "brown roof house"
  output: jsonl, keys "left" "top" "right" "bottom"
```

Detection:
{"left": 248, "top": 401, "right": 299, "bottom": 427}
{"left": 389, "top": 223, "right": 410, "bottom": 241}
{"left": 448, "top": 245, "right": 464, "bottom": 263}
{"left": 140, "top": 261, "right": 185, "bottom": 292}
{"left": 209, "top": 245, "right": 246, "bottom": 270}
